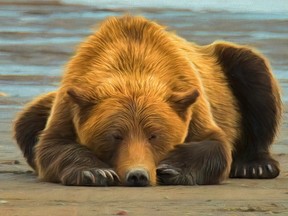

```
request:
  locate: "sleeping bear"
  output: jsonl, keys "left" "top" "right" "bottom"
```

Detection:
{"left": 13, "top": 16, "right": 282, "bottom": 186}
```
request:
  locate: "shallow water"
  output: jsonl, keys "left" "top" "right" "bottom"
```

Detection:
{"left": 0, "top": 0, "right": 287, "bottom": 155}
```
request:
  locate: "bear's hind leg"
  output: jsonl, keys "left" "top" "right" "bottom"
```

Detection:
{"left": 213, "top": 42, "right": 282, "bottom": 179}
{"left": 230, "top": 153, "right": 279, "bottom": 179}
{"left": 13, "top": 92, "right": 56, "bottom": 169}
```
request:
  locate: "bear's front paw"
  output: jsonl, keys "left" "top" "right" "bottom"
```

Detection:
{"left": 157, "top": 141, "right": 231, "bottom": 185}
{"left": 157, "top": 164, "right": 196, "bottom": 185}
{"left": 61, "top": 168, "right": 120, "bottom": 186}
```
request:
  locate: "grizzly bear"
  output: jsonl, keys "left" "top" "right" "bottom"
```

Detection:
{"left": 13, "top": 16, "right": 282, "bottom": 186}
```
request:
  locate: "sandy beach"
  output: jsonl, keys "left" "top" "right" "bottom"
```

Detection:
{"left": 0, "top": 1, "right": 288, "bottom": 215}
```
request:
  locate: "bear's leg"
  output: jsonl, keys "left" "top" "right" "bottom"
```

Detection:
{"left": 13, "top": 92, "right": 56, "bottom": 169}
{"left": 157, "top": 115, "right": 232, "bottom": 185}
{"left": 157, "top": 140, "right": 231, "bottom": 185}
{"left": 36, "top": 139, "right": 120, "bottom": 186}
{"left": 230, "top": 153, "right": 280, "bottom": 179}
{"left": 213, "top": 42, "right": 282, "bottom": 179}
{"left": 35, "top": 95, "right": 119, "bottom": 186}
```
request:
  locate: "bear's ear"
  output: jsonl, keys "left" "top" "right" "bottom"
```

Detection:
{"left": 169, "top": 89, "right": 199, "bottom": 113}
{"left": 67, "top": 88, "right": 97, "bottom": 107}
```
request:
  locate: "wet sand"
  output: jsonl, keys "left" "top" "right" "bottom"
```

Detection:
{"left": 0, "top": 1, "right": 288, "bottom": 215}
{"left": 0, "top": 154, "right": 288, "bottom": 216}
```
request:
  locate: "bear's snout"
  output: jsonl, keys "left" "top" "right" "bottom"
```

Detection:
{"left": 125, "top": 168, "right": 150, "bottom": 186}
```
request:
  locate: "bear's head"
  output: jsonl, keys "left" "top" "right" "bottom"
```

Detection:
{"left": 67, "top": 80, "right": 199, "bottom": 186}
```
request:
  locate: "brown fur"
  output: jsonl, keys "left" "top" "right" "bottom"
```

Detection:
{"left": 13, "top": 92, "right": 56, "bottom": 169}
{"left": 212, "top": 42, "right": 282, "bottom": 178}
{"left": 13, "top": 16, "right": 282, "bottom": 186}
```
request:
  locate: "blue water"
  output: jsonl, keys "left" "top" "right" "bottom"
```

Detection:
{"left": 0, "top": 1, "right": 287, "bottom": 101}
{"left": 62, "top": 0, "right": 288, "bottom": 13}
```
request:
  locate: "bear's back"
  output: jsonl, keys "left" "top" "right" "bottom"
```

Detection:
{"left": 61, "top": 16, "right": 200, "bottom": 96}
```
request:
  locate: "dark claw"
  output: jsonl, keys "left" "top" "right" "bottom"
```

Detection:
{"left": 229, "top": 157, "right": 280, "bottom": 179}
{"left": 157, "top": 164, "right": 180, "bottom": 176}
{"left": 156, "top": 164, "right": 185, "bottom": 185}
{"left": 62, "top": 168, "right": 120, "bottom": 186}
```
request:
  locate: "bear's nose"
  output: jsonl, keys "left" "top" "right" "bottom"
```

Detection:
{"left": 125, "top": 168, "right": 150, "bottom": 186}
